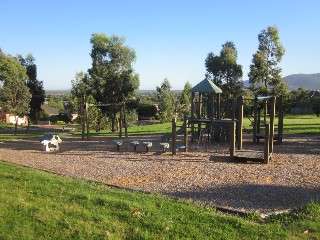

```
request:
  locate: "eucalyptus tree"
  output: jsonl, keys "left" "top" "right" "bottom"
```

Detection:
{"left": 248, "top": 26, "right": 287, "bottom": 96}
{"left": 0, "top": 51, "right": 31, "bottom": 134}
{"left": 177, "top": 81, "right": 192, "bottom": 119}
{"left": 88, "top": 33, "right": 139, "bottom": 131}
{"left": 156, "top": 78, "right": 175, "bottom": 123}
{"left": 16, "top": 54, "right": 45, "bottom": 126}
{"left": 205, "top": 41, "right": 243, "bottom": 117}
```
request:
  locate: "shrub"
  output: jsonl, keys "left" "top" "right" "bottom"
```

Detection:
{"left": 137, "top": 102, "right": 158, "bottom": 119}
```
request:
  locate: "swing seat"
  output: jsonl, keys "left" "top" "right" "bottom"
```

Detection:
{"left": 130, "top": 141, "right": 140, "bottom": 151}
{"left": 142, "top": 142, "right": 152, "bottom": 152}
{"left": 112, "top": 140, "right": 124, "bottom": 151}
{"left": 160, "top": 143, "right": 169, "bottom": 152}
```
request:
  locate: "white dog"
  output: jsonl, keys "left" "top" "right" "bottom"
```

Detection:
{"left": 41, "top": 135, "right": 62, "bottom": 152}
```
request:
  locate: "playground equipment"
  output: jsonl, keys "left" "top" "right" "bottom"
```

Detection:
{"left": 189, "top": 79, "right": 223, "bottom": 142}
{"left": 230, "top": 95, "right": 281, "bottom": 163}
{"left": 40, "top": 134, "right": 62, "bottom": 152}
{"left": 230, "top": 121, "right": 273, "bottom": 163}
{"left": 235, "top": 95, "right": 283, "bottom": 146}
{"left": 82, "top": 102, "right": 128, "bottom": 140}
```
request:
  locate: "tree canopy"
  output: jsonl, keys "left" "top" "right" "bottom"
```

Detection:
{"left": 205, "top": 41, "right": 243, "bottom": 117}
{"left": 0, "top": 51, "right": 31, "bottom": 134}
{"left": 88, "top": 33, "right": 140, "bottom": 104}
{"left": 16, "top": 54, "right": 45, "bottom": 125}
{"left": 156, "top": 78, "right": 175, "bottom": 123}
{"left": 248, "top": 26, "right": 287, "bottom": 96}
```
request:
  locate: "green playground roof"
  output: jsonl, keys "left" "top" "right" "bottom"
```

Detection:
{"left": 191, "top": 79, "right": 222, "bottom": 93}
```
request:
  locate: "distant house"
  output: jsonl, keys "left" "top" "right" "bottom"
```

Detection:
{"left": 0, "top": 114, "right": 28, "bottom": 125}
{"left": 42, "top": 103, "right": 60, "bottom": 116}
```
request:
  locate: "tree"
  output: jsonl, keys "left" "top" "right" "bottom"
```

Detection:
{"left": 0, "top": 51, "right": 31, "bottom": 134}
{"left": 290, "top": 87, "right": 310, "bottom": 110}
{"left": 177, "top": 81, "right": 192, "bottom": 119}
{"left": 205, "top": 41, "right": 244, "bottom": 117}
{"left": 248, "top": 26, "right": 288, "bottom": 96}
{"left": 156, "top": 78, "right": 175, "bottom": 123}
{"left": 88, "top": 33, "right": 140, "bottom": 131}
{"left": 16, "top": 54, "right": 45, "bottom": 126}
{"left": 312, "top": 97, "right": 320, "bottom": 117}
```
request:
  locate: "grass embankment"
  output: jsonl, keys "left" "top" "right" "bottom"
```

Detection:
{"left": 1, "top": 161, "right": 319, "bottom": 239}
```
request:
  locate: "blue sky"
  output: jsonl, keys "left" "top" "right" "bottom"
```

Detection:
{"left": 1, "top": 0, "right": 319, "bottom": 90}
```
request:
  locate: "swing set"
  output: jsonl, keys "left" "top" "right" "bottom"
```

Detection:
{"left": 81, "top": 102, "right": 128, "bottom": 140}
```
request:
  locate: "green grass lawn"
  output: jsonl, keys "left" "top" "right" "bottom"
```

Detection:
{"left": 1, "top": 114, "right": 317, "bottom": 140}
{"left": 0, "top": 161, "right": 319, "bottom": 239}
{"left": 241, "top": 114, "right": 320, "bottom": 134}
{"left": 80, "top": 114, "right": 319, "bottom": 137}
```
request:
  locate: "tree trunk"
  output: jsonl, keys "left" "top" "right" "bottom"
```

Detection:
{"left": 26, "top": 117, "right": 30, "bottom": 133}
{"left": 111, "top": 109, "right": 116, "bottom": 132}
{"left": 14, "top": 117, "right": 18, "bottom": 135}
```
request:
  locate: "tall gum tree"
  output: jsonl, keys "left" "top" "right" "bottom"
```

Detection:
{"left": 0, "top": 51, "right": 31, "bottom": 134}
{"left": 16, "top": 54, "right": 45, "bottom": 127}
{"left": 205, "top": 41, "right": 243, "bottom": 117}
{"left": 156, "top": 78, "right": 175, "bottom": 123}
{"left": 248, "top": 26, "right": 288, "bottom": 97}
{"left": 88, "top": 33, "right": 139, "bottom": 131}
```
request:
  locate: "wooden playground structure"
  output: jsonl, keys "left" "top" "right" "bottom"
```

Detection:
{"left": 82, "top": 102, "right": 128, "bottom": 140}
{"left": 80, "top": 78, "right": 283, "bottom": 164}
{"left": 169, "top": 79, "right": 284, "bottom": 163}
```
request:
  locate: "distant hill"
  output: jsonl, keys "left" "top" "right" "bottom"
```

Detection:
{"left": 243, "top": 73, "right": 320, "bottom": 90}
{"left": 282, "top": 73, "right": 320, "bottom": 90}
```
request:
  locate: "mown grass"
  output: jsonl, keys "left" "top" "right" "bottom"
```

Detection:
{"left": 0, "top": 161, "right": 319, "bottom": 239}
{"left": 84, "top": 114, "right": 319, "bottom": 137}
{"left": 0, "top": 114, "right": 318, "bottom": 140}
{"left": 241, "top": 114, "right": 320, "bottom": 134}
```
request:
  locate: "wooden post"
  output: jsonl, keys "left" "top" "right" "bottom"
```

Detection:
{"left": 183, "top": 115, "right": 188, "bottom": 152}
{"left": 237, "top": 96, "right": 243, "bottom": 150}
{"left": 232, "top": 99, "right": 236, "bottom": 121}
{"left": 253, "top": 96, "right": 258, "bottom": 143}
{"left": 230, "top": 121, "right": 236, "bottom": 157}
{"left": 191, "top": 92, "right": 195, "bottom": 143}
{"left": 81, "top": 95, "right": 86, "bottom": 141}
{"left": 269, "top": 97, "right": 276, "bottom": 153}
{"left": 86, "top": 102, "right": 90, "bottom": 140}
{"left": 210, "top": 93, "right": 214, "bottom": 122}
{"left": 198, "top": 93, "right": 202, "bottom": 118}
{"left": 172, "top": 118, "right": 177, "bottom": 155}
{"left": 264, "top": 124, "right": 270, "bottom": 164}
{"left": 278, "top": 96, "right": 283, "bottom": 144}
{"left": 123, "top": 102, "right": 128, "bottom": 138}
{"left": 217, "top": 93, "right": 221, "bottom": 120}
{"left": 119, "top": 104, "right": 123, "bottom": 138}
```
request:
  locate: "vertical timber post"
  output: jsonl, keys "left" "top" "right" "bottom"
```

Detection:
{"left": 230, "top": 121, "right": 236, "bottom": 157}
{"left": 191, "top": 92, "right": 195, "bottom": 143}
{"left": 183, "top": 114, "right": 188, "bottom": 152}
{"left": 253, "top": 95, "right": 258, "bottom": 143}
{"left": 82, "top": 95, "right": 86, "bottom": 141}
{"left": 269, "top": 96, "right": 276, "bottom": 153}
{"left": 237, "top": 96, "right": 243, "bottom": 150}
{"left": 217, "top": 93, "right": 221, "bottom": 120}
{"left": 172, "top": 118, "right": 177, "bottom": 155}
{"left": 119, "top": 103, "right": 123, "bottom": 138}
{"left": 264, "top": 124, "right": 270, "bottom": 164}
{"left": 123, "top": 102, "right": 128, "bottom": 138}
{"left": 86, "top": 102, "right": 90, "bottom": 140}
{"left": 278, "top": 96, "right": 283, "bottom": 144}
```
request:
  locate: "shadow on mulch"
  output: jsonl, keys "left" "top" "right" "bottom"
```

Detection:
{"left": 164, "top": 184, "right": 320, "bottom": 214}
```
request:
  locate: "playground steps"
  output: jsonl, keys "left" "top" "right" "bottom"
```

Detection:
{"left": 234, "top": 150, "right": 271, "bottom": 163}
